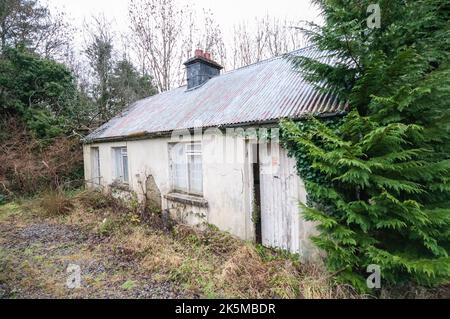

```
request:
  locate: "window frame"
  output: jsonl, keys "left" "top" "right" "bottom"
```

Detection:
{"left": 112, "top": 147, "right": 129, "bottom": 184}
{"left": 169, "top": 141, "right": 203, "bottom": 196}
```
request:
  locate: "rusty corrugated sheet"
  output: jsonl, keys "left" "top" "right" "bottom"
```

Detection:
{"left": 85, "top": 47, "right": 346, "bottom": 142}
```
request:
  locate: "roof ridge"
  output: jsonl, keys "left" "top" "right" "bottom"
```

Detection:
{"left": 84, "top": 44, "right": 345, "bottom": 143}
{"left": 110, "top": 45, "right": 317, "bottom": 120}
{"left": 221, "top": 45, "right": 316, "bottom": 76}
{"left": 153, "top": 45, "right": 316, "bottom": 93}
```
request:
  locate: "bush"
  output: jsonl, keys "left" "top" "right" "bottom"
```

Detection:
{"left": 0, "top": 117, "right": 83, "bottom": 196}
{"left": 39, "top": 192, "right": 74, "bottom": 216}
{"left": 78, "top": 190, "right": 114, "bottom": 210}
{"left": 97, "top": 217, "right": 119, "bottom": 236}
{"left": 77, "top": 190, "right": 130, "bottom": 215}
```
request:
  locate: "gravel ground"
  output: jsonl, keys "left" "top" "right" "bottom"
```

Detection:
{"left": 0, "top": 211, "right": 191, "bottom": 299}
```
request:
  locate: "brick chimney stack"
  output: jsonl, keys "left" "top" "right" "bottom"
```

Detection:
{"left": 184, "top": 49, "right": 223, "bottom": 90}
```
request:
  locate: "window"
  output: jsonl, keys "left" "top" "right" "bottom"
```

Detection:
{"left": 169, "top": 142, "right": 203, "bottom": 195}
{"left": 113, "top": 147, "right": 129, "bottom": 183}
{"left": 90, "top": 147, "right": 101, "bottom": 186}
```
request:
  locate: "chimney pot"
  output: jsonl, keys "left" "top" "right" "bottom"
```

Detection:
{"left": 203, "top": 52, "right": 211, "bottom": 60}
{"left": 195, "top": 49, "right": 204, "bottom": 57}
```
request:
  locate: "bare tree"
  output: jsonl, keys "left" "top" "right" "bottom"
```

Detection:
{"left": 197, "top": 9, "right": 227, "bottom": 68}
{"left": 129, "top": 1, "right": 304, "bottom": 88}
{"left": 34, "top": 9, "right": 74, "bottom": 60}
{"left": 129, "top": 1, "right": 228, "bottom": 91}
{"left": 129, "top": 0, "right": 186, "bottom": 92}
{"left": 231, "top": 18, "right": 269, "bottom": 69}
{"left": 231, "top": 15, "right": 305, "bottom": 69}
{"left": 177, "top": 7, "right": 227, "bottom": 79}
{"left": 265, "top": 16, "right": 304, "bottom": 57}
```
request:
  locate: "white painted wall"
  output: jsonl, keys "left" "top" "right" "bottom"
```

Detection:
{"left": 83, "top": 134, "right": 255, "bottom": 240}
{"left": 83, "top": 130, "right": 318, "bottom": 260}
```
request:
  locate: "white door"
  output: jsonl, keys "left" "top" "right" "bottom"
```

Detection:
{"left": 259, "top": 144, "right": 302, "bottom": 253}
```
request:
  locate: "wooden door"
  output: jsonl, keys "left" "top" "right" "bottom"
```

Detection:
{"left": 259, "top": 144, "right": 302, "bottom": 253}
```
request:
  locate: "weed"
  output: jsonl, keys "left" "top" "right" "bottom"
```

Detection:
{"left": 121, "top": 280, "right": 136, "bottom": 290}
{"left": 39, "top": 192, "right": 73, "bottom": 216}
{"left": 255, "top": 244, "right": 300, "bottom": 264}
{"left": 3, "top": 194, "right": 447, "bottom": 299}
{"left": 97, "top": 218, "right": 120, "bottom": 236}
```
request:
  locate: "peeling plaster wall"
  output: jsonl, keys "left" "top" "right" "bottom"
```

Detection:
{"left": 83, "top": 134, "right": 254, "bottom": 241}
{"left": 83, "top": 132, "right": 319, "bottom": 260}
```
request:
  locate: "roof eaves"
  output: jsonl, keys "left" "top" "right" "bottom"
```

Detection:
{"left": 83, "top": 110, "right": 347, "bottom": 144}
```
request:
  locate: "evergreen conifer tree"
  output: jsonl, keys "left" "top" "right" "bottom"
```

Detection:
{"left": 281, "top": 0, "right": 450, "bottom": 290}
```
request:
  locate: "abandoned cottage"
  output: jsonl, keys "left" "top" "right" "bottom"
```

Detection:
{"left": 83, "top": 47, "right": 345, "bottom": 261}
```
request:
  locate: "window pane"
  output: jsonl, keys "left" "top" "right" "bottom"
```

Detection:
{"left": 113, "top": 148, "right": 123, "bottom": 181}
{"left": 188, "top": 154, "right": 203, "bottom": 194}
{"left": 170, "top": 143, "right": 188, "bottom": 192}
{"left": 187, "top": 142, "right": 201, "bottom": 153}
{"left": 122, "top": 154, "right": 129, "bottom": 183}
{"left": 170, "top": 142, "right": 202, "bottom": 195}
{"left": 112, "top": 147, "right": 128, "bottom": 183}
{"left": 174, "top": 162, "right": 188, "bottom": 191}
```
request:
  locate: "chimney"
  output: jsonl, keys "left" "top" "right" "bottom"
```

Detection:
{"left": 184, "top": 49, "right": 223, "bottom": 90}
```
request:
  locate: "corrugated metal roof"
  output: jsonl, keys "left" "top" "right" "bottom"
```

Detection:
{"left": 85, "top": 47, "right": 346, "bottom": 143}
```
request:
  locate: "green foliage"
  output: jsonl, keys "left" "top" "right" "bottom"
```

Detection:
{"left": 282, "top": 0, "right": 450, "bottom": 291}
{"left": 121, "top": 280, "right": 136, "bottom": 290}
{"left": 84, "top": 21, "right": 158, "bottom": 123}
{"left": 98, "top": 218, "right": 118, "bottom": 236}
{"left": 110, "top": 59, "right": 158, "bottom": 113}
{"left": 0, "top": 46, "right": 77, "bottom": 138}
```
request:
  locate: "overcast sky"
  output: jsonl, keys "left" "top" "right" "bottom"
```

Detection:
{"left": 48, "top": 0, "right": 320, "bottom": 26}
{"left": 47, "top": 0, "right": 321, "bottom": 47}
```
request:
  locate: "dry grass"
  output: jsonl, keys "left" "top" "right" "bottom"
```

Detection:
{"left": 142, "top": 246, "right": 184, "bottom": 274}
{"left": 40, "top": 192, "right": 74, "bottom": 216}
{"left": 76, "top": 190, "right": 125, "bottom": 212}
{"left": 296, "top": 262, "right": 363, "bottom": 299}
{"left": 2, "top": 190, "right": 447, "bottom": 299}
{"left": 217, "top": 245, "right": 271, "bottom": 298}
{"left": 0, "top": 191, "right": 372, "bottom": 298}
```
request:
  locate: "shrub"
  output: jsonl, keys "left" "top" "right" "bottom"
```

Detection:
{"left": 77, "top": 190, "right": 117, "bottom": 210}
{"left": 39, "top": 192, "right": 74, "bottom": 216}
{"left": 0, "top": 117, "right": 83, "bottom": 196}
{"left": 97, "top": 218, "right": 118, "bottom": 236}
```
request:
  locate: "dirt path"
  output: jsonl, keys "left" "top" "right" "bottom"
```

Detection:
{"left": 0, "top": 206, "right": 191, "bottom": 299}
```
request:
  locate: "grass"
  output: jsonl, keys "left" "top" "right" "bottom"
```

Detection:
{"left": 1, "top": 190, "right": 448, "bottom": 299}
{"left": 121, "top": 280, "right": 137, "bottom": 290}
{"left": 0, "top": 202, "right": 22, "bottom": 221}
